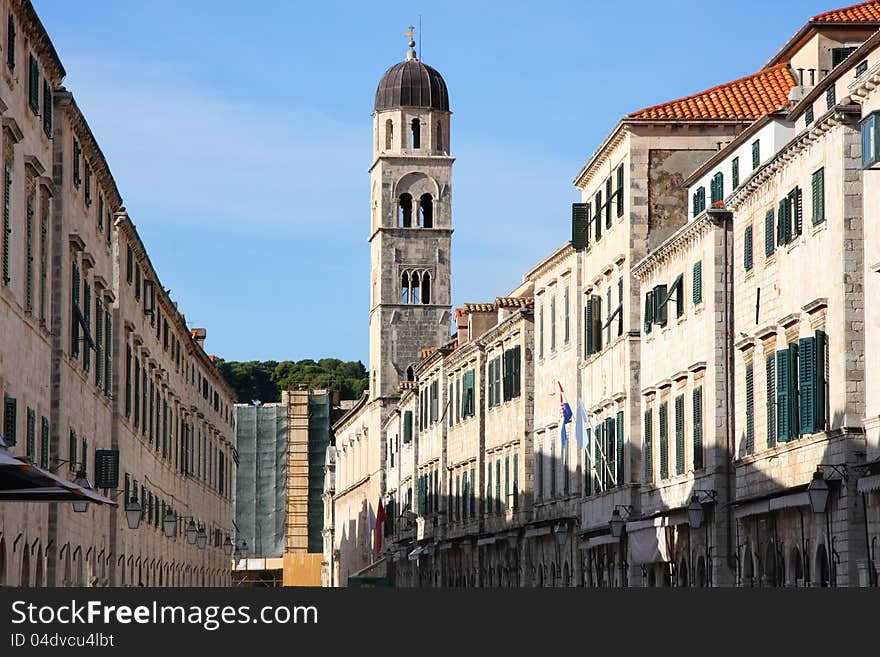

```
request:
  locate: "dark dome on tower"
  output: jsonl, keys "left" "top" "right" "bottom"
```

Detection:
{"left": 374, "top": 57, "right": 449, "bottom": 112}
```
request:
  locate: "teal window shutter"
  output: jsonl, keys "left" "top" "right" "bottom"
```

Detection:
{"left": 487, "top": 459, "right": 493, "bottom": 512}
{"left": 658, "top": 402, "right": 668, "bottom": 480}
{"left": 594, "top": 190, "right": 603, "bottom": 241}
{"left": 693, "top": 387, "right": 703, "bottom": 470}
{"left": 643, "top": 409, "right": 653, "bottom": 484}
{"left": 653, "top": 284, "right": 667, "bottom": 325}
{"left": 605, "top": 416, "right": 616, "bottom": 488}
{"left": 798, "top": 337, "right": 816, "bottom": 435}
{"left": 744, "top": 225, "right": 753, "bottom": 271}
{"left": 403, "top": 410, "right": 413, "bottom": 443}
{"left": 692, "top": 262, "right": 702, "bottom": 305}
{"left": 616, "top": 410, "right": 624, "bottom": 485}
{"left": 513, "top": 453, "right": 519, "bottom": 508}
{"left": 815, "top": 330, "right": 827, "bottom": 431}
{"left": 732, "top": 157, "right": 740, "bottom": 189}
{"left": 710, "top": 172, "right": 724, "bottom": 204}
{"left": 594, "top": 423, "right": 603, "bottom": 492}
{"left": 40, "top": 416, "right": 49, "bottom": 469}
{"left": 674, "top": 395, "right": 684, "bottom": 475}
{"left": 26, "top": 407, "right": 35, "bottom": 460}
{"left": 752, "top": 140, "right": 760, "bottom": 169}
{"left": 766, "top": 355, "right": 776, "bottom": 448}
{"left": 765, "top": 209, "right": 775, "bottom": 256}
{"left": 605, "top": 177, "right": 613, "bottom": 229}
{"left": 788, "top": 342, "right": 799, "bottom": 437}
{"left": 616, "top": 163, "right": 624, "bottom": 217}
{"left": 812, "top": 168, "right": 825, "bottom": 225}
{"left": 571, "top": 202, "right": 589, "bottom": 250}
{"left": 776, "top": 350, "right": 790, "bottom": 442}
{"left": 496, "top": 459, "right": 501, "bottom": 511}
{"left": 644, "top": 291, "right": 653, "bottom": 333}
{"left": 745, "top": 364, "right": 755, "bottom": 454}
{"left": 585, "top": 297, "right": 594, "bottom": 355}
{"left": 487, "top": 359, "right": 495, "bottom": 407}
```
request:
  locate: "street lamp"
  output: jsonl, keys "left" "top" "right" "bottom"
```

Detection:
{"left": 687, "top": 495, "right": 705, "bottom": 530}
{"left": 162, "top": 509, "right": 177, "bottom": 538}
{"left": 609, "top": 508, "right": 627, "bottom": 538}
{"left": 553, "top": 523, "right": 569, "bottom": 547}
{"left": 240, "top": 540, "right": 249, "bottom": 558}
{"left": 125, "top": 496, "right": 143, "bottom": 530}
{"left": 72, "top": 471, "right": 91, "bottom": 513}
{"left": 223, "top": 535, "right": 234, "bottom": 557}
{"left": 196, "top": 525, "right": 208, "bottom": 549}
{"left": 808, "top": 468, "right": 830, "bottom": 514}
{"left": 185, "top": 518, "right": 198, "bottom": 545}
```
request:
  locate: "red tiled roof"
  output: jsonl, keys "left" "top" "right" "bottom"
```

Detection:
{"left": 627, "top": 64, "right": 796, "bottom": 121}
{"left": 812, "top": 0, "right": 880, "bottom": 23}
{"left": 495, "top": 296, "right": 534, "bottom": 309}
{"left": 462, "top": 302, "right": 495, "bottom": 313}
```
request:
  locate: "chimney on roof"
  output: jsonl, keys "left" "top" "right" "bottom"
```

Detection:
{"left": 191, "top": 328, "right": 206, "bottom": 349}
{"left": 456, "top": 309, "right": 469, "bottom": 345}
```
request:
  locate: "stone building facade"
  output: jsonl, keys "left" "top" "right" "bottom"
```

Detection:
{"left": 325, "top": 0, "right": 880, "bottom": 587}
{"left": 0, "top": 0, "right": 234, "bottom": 588}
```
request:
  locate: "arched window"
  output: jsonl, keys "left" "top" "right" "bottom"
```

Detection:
{"left": 34, "top": 548, "right": 44, "bottom": 587}
{"left": 411, "top": 118, "right": 420, "bottom": 149}
{"left": 696, "top": 556, "right": 706, "bottom": 587}
{"left": 742, "top": 548, "right": 754, "bottom": 587}
{"left": 562, "top": 562, "right": 570, "bottom": 587}
{"left": 401, "top": 272, "right": 409, "bottom": 304}
{"left": 815, "top": 545, "right": 830, "bottom": 587}
{"left": 398, "top": 193, "right": 413, "bottom": 228}
{"left": 419, "top": 194, "right": 433, "bottom": 228}
{"left": 790, "top": 547, "right": 803, "bottom": 587}
{"left": 406, "top": 365, "right": 415, "bottom": 382}
{"left": 677, "top": 557, "right": 689, "bottom": 587}
{"left": 436, "top": 120, "right": 443, "bottom": 152}
{"left": 411, "top": 272, "right": 420, "bottom": 304}
{"left": 120, "top": 556, "right": 126, "bottom": 586}
{"left": 421, "top": 272, "right": 431, "bottom": 304}
{"left": 385, "top": 119, "right": 393, "bottom": 150}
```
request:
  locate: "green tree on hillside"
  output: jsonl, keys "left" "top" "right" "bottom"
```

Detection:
{"left": 214, "top": 358, "right": 368, "bottom": 404}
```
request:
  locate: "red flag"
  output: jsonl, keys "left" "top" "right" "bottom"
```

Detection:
{"left": 374, "top": 498, "right": 388, "bottom": 554}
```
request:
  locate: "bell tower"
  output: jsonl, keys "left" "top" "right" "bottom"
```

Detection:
{"left": 368, "top": 32, "right": 454, "bottom": 400}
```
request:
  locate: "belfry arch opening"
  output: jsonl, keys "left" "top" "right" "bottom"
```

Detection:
{"left": 398, "top": 193, "right": 413, "bottom": 227}
{"left": 400, "top": 272, "right": 409, "bottom": 303}
{"left": 419, "top": 194, "right": 433, "bottom": 228}
{"left": 411, "top": 118, "right": 420, "bottom": 149}
{"left": 421, "top": 271, "right": 431, "bottom": 304}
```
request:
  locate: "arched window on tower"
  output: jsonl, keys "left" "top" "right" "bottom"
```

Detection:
{"left": 419, "top": 194, "right": 433, "bottom": 228}
{"left": 399, "top": 193, "right": 413, "bottom": 228}
{"left": 411, "top": 118, "right": 420, "bottom": 149}
{"left": 411, "top": 271, "right": 420, "bottom": 304}
{"left": 436, "top": 120, "right": 444, "bottom": 152}
{"left": 406, "top": 366, "right": 415, "bottom": 382}
{"left": 421, "top": 271, "right": 431, "bottom": 304}
{"left": 401, "top": 272, "right": 409, "bottom": 304}
{"left": 385, "top": 119, "right": 394, "bottom": 150}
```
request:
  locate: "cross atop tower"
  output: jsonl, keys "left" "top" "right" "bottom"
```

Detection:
{"left": 403, "top": 24, "right": 417, "bottom": 60}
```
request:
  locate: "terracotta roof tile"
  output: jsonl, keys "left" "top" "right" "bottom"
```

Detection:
{"left": 627, "top": 64, "right": 796, "bottom": 121}
{"left": 495, "top": 296, "right": 535, "bottom": 309}
{"left": 812, "top": 0, "right": 880, "bottom": 23}
{"left": 462, "top": 302, "right": 496, "bottom": 313}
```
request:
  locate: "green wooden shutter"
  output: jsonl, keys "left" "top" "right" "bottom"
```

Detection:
{"left": 643, "top": 409, "right": 653, "bottom": 484}
{"left": 571, "top": 202, "right": 589, "bottom": 250}
{"left": 605, "top": 417, "right": 615, "bottom": 488}
{"left": 616, "top": 410, "right": 624, "bottom": 485}
{"left": 583, "top": 427, "right": 592, "bottom": 496}
{"left": 605, "top": 177, "right": 613, "bottom": 228}
{"left": 26, "top": 407, "right": 35, "bottom": 460}
{"left": 487, "top": 360, "right": 495, "bottom": 407}
{"left": 513, "top": 453, "right": 519, "bottom": 508}
{"left": 496, "top": 460, "right": 502, "bottom": 511}
{"left": 745, "top": 364, "right": 755, "bottom": 454}
{"left": 815, "top": 330, "right": 827, "bottom": 432}
{"left": 798, "top": 337, "right": 816, "bottom": 435}
{"left": 644, "top": 291, "right": 653, "bottom": 333}
{"left": 788, "top": 342, "right": 799, "bottom": 438}
{"left": 776, "top": 350, "right": 790, "bottom": 442}
{"left": 675, "top": 395, "right": 685, "bottom": 475}
{"left": 94, "top": 449, "right": 120, "bottom": 489}
{"left": 104, "top": 312, "right": 112, "bottom": 395}
{"left": 71, "top": 262, "right": 80, "bottom": 357}
{"left": 766, "top": 355, "right": 776, "bottom": 448}
{"left": 793, "top": 187, "right": 803, "bottom": 236}
{"left": 765, "top": 209, "right": 775, "bottom": 256}
{"left": 674, "top": 274, "right": 684, "bottom": 318}
{"left": 40, "top": 416, "right": 49, "bottom": 469}
{"left": 594, "top": 423, "right": 603, "bottom": 492}
{"left": 693, "top": 262, "right": 702, "bottom": 305}
{"left": 616, "top": 164, "right": 624, "bottom": 217}
{"left": 487, "top": 460, "right": 493, "bottom": 512}
{"left": 744, "top": 225, "right": 753, "bottom": 271}
{"left": 585, "top": 297, "right": 594, "bottom": 355}
{"left": 653, "top": 284, "right": 667, "bottom": 326}
{"left": 752, "top": 140, "right": 760, "bottom": 169}
{"left": 465, "top": 369, "right": 475, "bottom": 417}
{"left": 513, "top": 346, "right": 521, "bottom": 398}
{"left": 3, "top": 396, "right": 16, "bottom": 446}
{"left": 693, "top": 387, "right": 703, "bottom": 470}
{"left": 812, "top": 169, "right": 825, "bottom": 225}
{"left": 28, "top": 54, "right": 39, "bottom": 112}
{"left": 403, "top": 410, "right": 413, "bottom": 443}
{"left": 777, "top": 199, "right": 786, "bottom": 246}
{"left": 732, "top": 157, "right": 739, "bottom": 188}
{"left": 658, "top": 402, "right": 668, "bottom": 480}
{"left": 594, "top": 191, "right": 603, "bottom": 241}
{"left": 68, "top": 429, "right": 77, "bottom": 470}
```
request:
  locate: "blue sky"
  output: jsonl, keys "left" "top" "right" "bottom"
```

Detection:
{"left": 35, "top": 0, "right": 837, "bottom": 363}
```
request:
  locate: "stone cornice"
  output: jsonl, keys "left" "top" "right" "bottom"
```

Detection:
{"left": 16, "top": 0, "right": 66, "bottom": 81}
{"left": 729, "top": 103, "right": 860, "bottom": 211}
{"left": 524, "top": 242, "right": 574, "bottom": 283}
{"left": 633, "top": 213, "right": 712, "bottom": 279}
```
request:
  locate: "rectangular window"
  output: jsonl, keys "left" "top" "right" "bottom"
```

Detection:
{"left": 82, "top": 281, "right": 91, "bottom": 372}
{"left": 70, "top": 261, "right": 80, "bottom": 357}
{"left": 594, "top": 190, "right": 603, "bottom": 242}
{"left": 658, "top": 401, "right": 668, "bottom": 479}
{"left": 535, "top": 443, "right": 543, "bottom": 502}
{"left": 486, "top": 460, "right": 493, "bottom": 513}
{"left": 644, "top": 290, "right": 653, "bottom": 334}
{"left": 752, "top": 140, "right": 760, "bottom": 170}
{"left": 765, "top": 209, "right": 775, "bottom": 256}
{"left": 72, "top": 139, "right": 81, "bottom": 187}
{"left": 605, "top": 177, "right": 612, "bottom": 229}
{"left": 549, "top": 442, "right": 556, "bottom": 498}
{"left": 125, "top": 344, "right": 132, "bottom": 418}
{"left": 538, "top": 303, "right": 544, "bottom": 359}
{"left": 104, "top": 311, "right": 112, "bottom": 396}
{"left": 84, "top": 165, "right": 92, "bottom": 207}
{"left": 674, "top": 394, "right": 684, "bottom": 475}
{"left": 25, "top": 195, "right": 34, "bottom": 312}
{"left": 692, "top": 261, "right": 702, "bottom": 305}
{"left": 513, "top": 453, "right": 519, "bottom": 509}
{"left": 26, "top": 407, "right": 35, "bottom": 460}
{"left": 827, "top": 85, "right": 836, "bottom": 111}
{"left": 134, "top": 263, "right": 141, "bottom": 300}
{"left": 732, "top": 156, "right": 739, "bottom": 189}
{"left": 550, "top": 295, "right": 556, "bottom": 352}
{"left": 766, "top": 354, "right": 776, "bottom": 449}
{"left": 95, "top": 298, "right": 103, "bottom": 387}
{"left": 126, "top": 246, "right": 133, "bottom": 284}
{"left": 28, "top": 53, "right": 39, "bottom": 113}
{"left": 777, "top": 197, "right": 791, "bottom": 246}
{"left": 811, "top": 168, "right": 825, "bottom": 225}
{"left": 745, "top": 363, "right": 755, "bottom": 455}
{"left": 652, "top": 284, "right": 667, "bottom": 326}
{"left": 856, "top": 59, "right": 868, "bottom": 77}
{"left": 789, "top": 187, "right": 803, "bottom": 237}
{"left": 744, "top": 225, "right": 753, "bottom": 271}
{"left": 496, "top": 459, "right": 501, "bottom": 512}
{"left": 643, "top": 408, "right": 653, "bottom": 484}
{"left": 563, "top": 286, "right": 570, "bottom": 344}
{"left": 710, "top": 171, "right": 724, "bottom": 204}
{"left": 692, "top": 186, "right": 706, "bottom": 217}
{"left": 805, "top": 105, "right": 814, "bottom": 126}
{"left": 40, "top": 416, "right": 49, "bottom": 469}
{"left": 39, "top": 198, "right": 48, "bottom": 323}
{"left": 68, "top": 429, "right": 76, "bottom": 471}
{"left": 6, "top": 12, "right": 15, "bottom": 70}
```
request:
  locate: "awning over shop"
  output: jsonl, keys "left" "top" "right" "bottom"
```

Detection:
{"left": 628, "top": 527, "right": 672, "bottom": 565}
{"left": 0, "top": 447, "right": 116, "bottom": 506}
{"left": 524, "top": 526, "right": 551, "bottom": 538}
{"left": 584, "top": 534, "right": 618, "bottom": 550}
{"left": 734, "top": 491, "right": 809, "bottom": 519}
{"left": 858, "top": 473, "right": 880, "bottom": 493}
{"left": 476, "top": 536, "right": 496, "bottom": 546}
